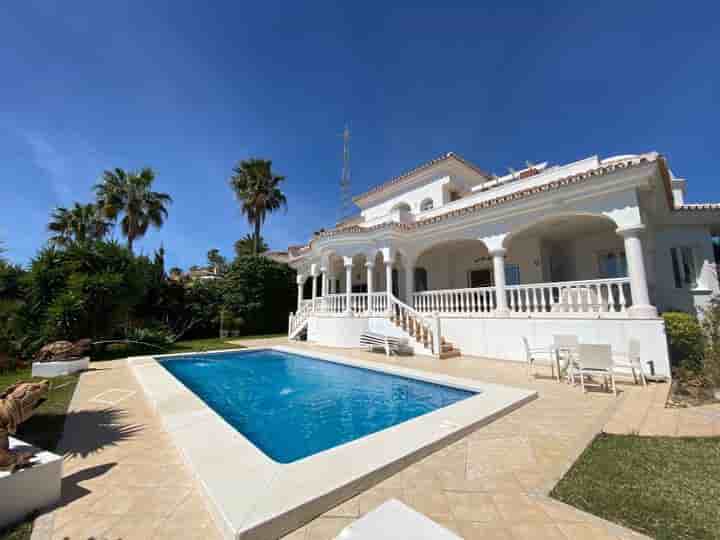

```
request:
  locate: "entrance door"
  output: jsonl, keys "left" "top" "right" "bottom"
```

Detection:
{"left": 468, "top": 269, "right": 492, "bottom": 288}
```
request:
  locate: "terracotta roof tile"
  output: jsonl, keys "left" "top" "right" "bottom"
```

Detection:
{"left": 314, "top": 155, "right": 657, "bottom": 244}
{"left": 352, "top": 152, "right": 489, "bottom": 203}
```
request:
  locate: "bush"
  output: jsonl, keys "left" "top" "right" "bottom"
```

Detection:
{"left": 700, "top": 297, "right": 720, "bottom": 390}
{"left": 663, "top": 312, "right": 704, "bottom": 371}
{"left": 221, "top": 256, "right": 295, "bottom": 335}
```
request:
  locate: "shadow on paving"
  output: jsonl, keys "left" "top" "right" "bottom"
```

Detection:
{"left": 53, "top": 407, "right": 145, "bottom": 458}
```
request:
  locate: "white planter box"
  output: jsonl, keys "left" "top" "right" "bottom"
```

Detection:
{"left": 0, "top": 437, "right": 62, "bottom": 528}
{"left": 32, "top": 356, "right": 89, "bottom": 377}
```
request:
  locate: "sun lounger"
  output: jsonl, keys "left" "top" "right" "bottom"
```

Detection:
{"left": 360, "top": 331, "right": 409, "bottom": 356}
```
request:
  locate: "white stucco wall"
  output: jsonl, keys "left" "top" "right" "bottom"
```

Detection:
{"left": 361, "top": 176, "right": 451, "bottom": 222}
{"left": 439, "top": 316, "right": 671, "bottom": 378}
{"left": 652, "top": 225, "right": 718, "bottom": 313}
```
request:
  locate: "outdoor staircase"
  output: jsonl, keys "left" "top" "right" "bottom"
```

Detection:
{"left": 389, "top": 295, "right": 461, "bottom": 359}
{"left": 288, "top": 301, "right": 312, "bottom": 340}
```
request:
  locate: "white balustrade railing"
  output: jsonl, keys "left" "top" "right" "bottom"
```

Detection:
{"left": 413, "top": 287, "right": 497, "bottom": 314}
{"left": 308, "top": 292, "right": 390, "bottom": 315}
{"left": 505, "top": 277, "right": 631, "bottom": 314}
{"left": 293, "top": 278, "right": 632, "bottom": 334}
{"left": 411, "top": 278, "right": 632, "bottom": 316}
{"left": 389, "top": 294, "right": 440, "bottom": 355}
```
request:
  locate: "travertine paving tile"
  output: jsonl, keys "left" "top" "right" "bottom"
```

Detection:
{"left": 44, "top": 340, "right": 655, "bottom": 540}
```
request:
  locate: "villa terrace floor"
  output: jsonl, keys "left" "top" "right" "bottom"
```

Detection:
{"left": 41, "top": 337, "right": 715, "bottom": 540}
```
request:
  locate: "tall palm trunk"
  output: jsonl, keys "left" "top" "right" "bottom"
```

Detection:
{"left": 253, "top": 219, "right": 261, "bottom": 255}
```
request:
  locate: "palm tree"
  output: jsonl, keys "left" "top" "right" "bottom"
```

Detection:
{"left": 229, "top": 159, "right": 287, "bottom": 255}
{"left": 47, "top": 202, "right": 112, "bottom": 247}
{"left": 94, "top": 168, "right": 172, "bottom": 253}
{"left": 234, "top": 233, "right": 268, "bottom": 258}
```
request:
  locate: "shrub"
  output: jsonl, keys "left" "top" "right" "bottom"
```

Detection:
{"left": 700, "top": 297, "right": 720, "bottom": 390}
{"left": 663, "top": 311, "right": 704, "bottom": 371}
{"left": 221, "top": 256, "right": 295, "bottom": 335}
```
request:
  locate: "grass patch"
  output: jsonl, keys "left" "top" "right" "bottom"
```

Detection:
{"left": 551, "top": 433, "right": 720, "bottom": 540}
{"left": 92, "top": 333, "right": 285, "bottom": 361}
{"left": 0, "top": 367, "right": 79, "bottom": 540}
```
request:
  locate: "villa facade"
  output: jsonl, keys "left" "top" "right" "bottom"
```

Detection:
{"left": 287, "top": 151, "right": 720, "bottom": 377}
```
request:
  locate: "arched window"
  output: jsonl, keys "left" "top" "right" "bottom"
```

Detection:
{"left": 420, "top": 198, "right": 434, "bottom": 212}
{"left": 391, "top": 202, "right": 411, "bottom": 213}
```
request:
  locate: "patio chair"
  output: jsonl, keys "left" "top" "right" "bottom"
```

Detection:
{"left": 553, "top": 335, "right": 579, "bottom": 383}
{"left": 576, "top": 344, "right": 617, "bottom": 395}
{"left": 360, "top": 331, "right": 410, "bottom": 356}
{"left": 613, "top": 338, "right": 647, "bottom": 387}
{"left": 522, "top": 337, "right": 558, "bottom": 381}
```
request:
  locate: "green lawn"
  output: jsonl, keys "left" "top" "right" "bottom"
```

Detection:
{"left": 0, "top": 368, "right": 79, "bottom": 540}
{"left": 551, "top": 433, "right": 720, "bottom": 540}
{"left": 93, "top": 333, "right": 285, "bottom": 361}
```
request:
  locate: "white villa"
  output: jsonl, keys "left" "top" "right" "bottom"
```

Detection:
{"left": 287, "top": 151, "right": 720, "bottom": 378}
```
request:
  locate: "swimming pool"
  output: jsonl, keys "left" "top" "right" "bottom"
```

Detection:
{"left": 160, "top": 349, "right": 476, "bottom": 463}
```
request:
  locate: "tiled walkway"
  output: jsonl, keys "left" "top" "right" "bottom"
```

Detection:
{"left": 604, "top": 378, "right": 720, "bottom": 437}
{"left": 42, "top": 338, "right": 705, "bottom": 540}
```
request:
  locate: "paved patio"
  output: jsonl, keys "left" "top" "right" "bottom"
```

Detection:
{"left": 41, "top": 337, "right": 690, "bottom": 540}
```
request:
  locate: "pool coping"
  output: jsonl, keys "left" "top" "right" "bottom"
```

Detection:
{"left": 129, "top": 345, "right": 537, "bottom": 540}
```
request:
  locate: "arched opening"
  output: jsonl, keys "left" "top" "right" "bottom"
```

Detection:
{"left": 391, "top": 202, "right": 411, "bottom": 213}
{"left": 419, "top": 198, "right": 434, "bottom": 212}
{"left": 504, "top": 214, "right": 621, "bottom": 284}
{"left": 416, "top": 239, "right": 491, "bottom": 291}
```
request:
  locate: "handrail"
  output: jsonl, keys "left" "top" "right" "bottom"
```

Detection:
{"left": 389, "top": 294, "right": 432, "bottom": 325}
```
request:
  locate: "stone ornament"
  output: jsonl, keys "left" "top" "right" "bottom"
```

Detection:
{"left": 0, "top": 380, "right": 50, "bottom": 472}
{"left": 34, "top": 339, "right": 91, "bottom": 363}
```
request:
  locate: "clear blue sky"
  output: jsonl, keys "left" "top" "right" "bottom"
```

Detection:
{"left": 1, "top": 1, "right": 718, "bottom": 269}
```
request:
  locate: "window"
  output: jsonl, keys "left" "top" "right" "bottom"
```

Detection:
{"left": 468, "top": 269, "right": 492, "bottom": 288}
{"left": 505, "top": 264, "right": 521, "bottom": 286}
{"left": 419, "top": 198, "right": 434, "bottom": 212}
{"left": 671, "top": 246, "right": 697, "bottom": 288}
{"left": 414, "top": 267, "right": 428, "bottom": 292}
{"left": 598, "top": 250, "right": 627, "bottom": 279}
{"left": 449, "top": 190, "right": 461, "bottom": 202}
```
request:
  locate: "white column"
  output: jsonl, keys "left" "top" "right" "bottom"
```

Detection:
{"left": 310, "top": 271, "right": 318, "bottom": 310}
{"left": 320, "top": 269, "right": 328, "bottom": 297}
{"left": 491, "top": 248, "right": 509, "bottom": 314}
{"left": 405, "top": 258, "right": 416, "bottom": 307}
{"left": 343, "top": 257, "right": 353, "bottom": 315}
{"left": 385, "top": 260, "right": 394, "bottom": 301}
{"left": 296, "top": 275, "right": 304, "bottom": 311}
{"left": 366, "top": 262, "right": 374, "bottom": 312}
{"left": 619, "top": 226, "right": 657, "bottom": 318}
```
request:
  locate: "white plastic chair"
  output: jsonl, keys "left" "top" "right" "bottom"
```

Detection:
{"left": 522, "top": 337, "right": 558, "bottom": 380}
{"left": 577, "top": 344, "right": 617, "bottom": 395}
{"left": 553, "top": 335, "right": 579, "bottom": 383}
{"left": 613, "top": 339, "right": 647, "bottom": 386}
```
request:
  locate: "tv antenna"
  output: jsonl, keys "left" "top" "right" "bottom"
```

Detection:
{"left": 338, "top": 125, "right": 352, "bottom": 223}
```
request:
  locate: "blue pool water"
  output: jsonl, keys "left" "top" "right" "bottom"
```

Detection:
{"left": 159, "top": 349, "right": 475, "bottom": 463}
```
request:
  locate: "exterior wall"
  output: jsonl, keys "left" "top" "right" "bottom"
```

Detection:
{"left": 652, "top": 225, "right": 719, "bottom": 313}
{"left": 566, "top": 230, "right": 625, "bottom": 281}
{"left": 439, "top": 316, "right": 671, "bottom": 378}
{"left": 361, "top": 176, "right": 450, "bottom": 222}
{"left": 415, "top": 236, "right": 543, "bottom": 290}
{"left": 305, "top": 314, "right": 671, "bottom": 377}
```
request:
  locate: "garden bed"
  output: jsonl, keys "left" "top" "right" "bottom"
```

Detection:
{"left": 551, "top": 433, "right": 720, "bottom": 540}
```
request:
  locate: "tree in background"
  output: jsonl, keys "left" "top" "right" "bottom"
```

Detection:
{"left": 206, "top": 248, "right": 228, "bottom": 274}
{"left": 94, "top": 167, "right": 172, "bottom": 253}
{"left": 229, "top": 159, "right": 286, "bottom": 255}
{"left": 47, "top": 202, "right": 112, "bottom": 247}
{"left": 234, "top": 233, "right": 268, "bottom": 258}
{"left": 222, "top": 256, "right": 295, "bottom": 335}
